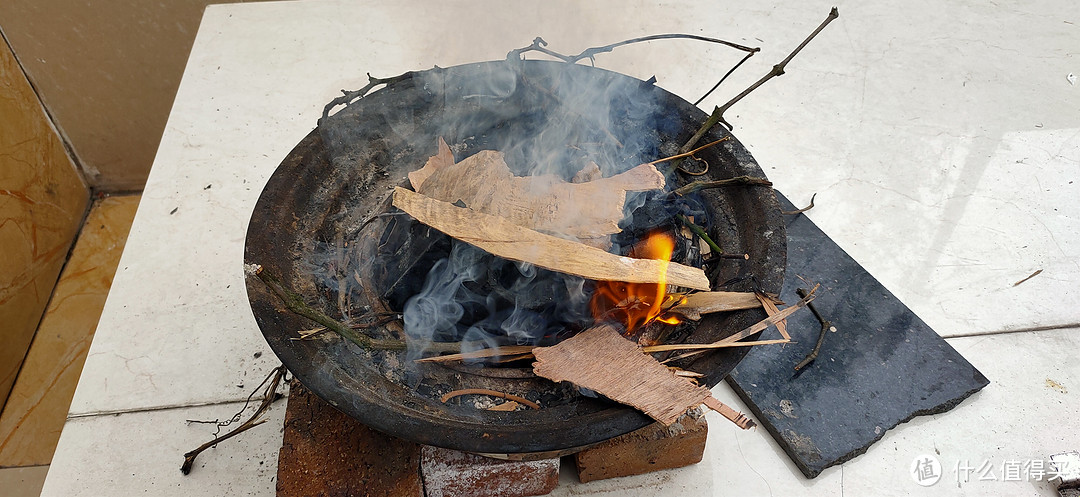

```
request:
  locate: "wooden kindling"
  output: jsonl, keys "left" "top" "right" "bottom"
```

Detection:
{"left": 414, "top": 291, "right": 812, "bottom": 363}
{"left": 391, "top": 187, "right": 711, "bottom": 291}
{"left": 669, "top": 291, "right": 763, "bottom": 320}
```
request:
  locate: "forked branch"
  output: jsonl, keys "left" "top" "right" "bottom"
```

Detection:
{"left": 321, "top": 71, "right": 419, "bottom": 121}
{"left": 507, "top": 34, "right": 758, "bottom": 66}
{"left": 679, "top": 7, "right": 840, "bottom": 154}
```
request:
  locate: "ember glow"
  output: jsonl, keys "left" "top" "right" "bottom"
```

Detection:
{"left": 589, "top": 230, "right": 686, "bottom": 333}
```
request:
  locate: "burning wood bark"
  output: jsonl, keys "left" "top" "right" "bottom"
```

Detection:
{"left": 409, "top": 137, "right": 666, "bottom": 242}
{"left": 532, "top": 324, "right": 755, "bottom": 429}
{"left": 392, "top": 137, "right": 807, "bottom": 429}
{"left": 391, "top": 187, "right": 711, "bottom": 291}
{"left": 669, "top": 291, "right": 764, "bottom": 321}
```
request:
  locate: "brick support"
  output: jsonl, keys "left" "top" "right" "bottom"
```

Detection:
{"left": 421, "top": 446, "right": 560, "bottom": 497}
{"left": 276, "top": 380, "right": 423, "bottom": 497}
{"left": 574, "top": 410, "right": 707, "bottom": 483}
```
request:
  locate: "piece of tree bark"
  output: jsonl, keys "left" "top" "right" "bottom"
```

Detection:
{"left": 571, "top": 162, "right": 603, "bottom": 183}
{"left": 407, "top": 137, "right": 455, "bottom": 193}
{"left": 409, "top": 146, "right": 665, "bottom": 239}
{"left": 670, "top": 291, "right": 762, "bottom": 320}
{"left": 755, "top": 291, "right": 791, "bottom": 340}
{"left": 532, "top": 324, "right": 754, "bottom": 429}
{"left": 392, "top": 187, "right": 711, "bottom": 290}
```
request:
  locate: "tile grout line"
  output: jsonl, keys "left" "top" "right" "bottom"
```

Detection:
{"left": 943, "top": 322, "right": 1080, "bottom": 339}
{"left": 61, "top": 323, "right": 1080, "bottom": 419}
{"left": 66, "top": 392, "right": 291, "bottom": 421}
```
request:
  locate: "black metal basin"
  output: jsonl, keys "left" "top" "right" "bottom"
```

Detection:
{"left": 245, "top": 60, "right": 785, "bottom": 456}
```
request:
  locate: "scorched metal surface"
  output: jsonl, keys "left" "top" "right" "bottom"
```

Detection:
{"left": 245, "top": 60, "right": 786, "bottom": 454}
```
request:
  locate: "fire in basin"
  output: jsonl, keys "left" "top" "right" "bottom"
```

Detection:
{"left": 244, "top": 19, "right": 839, "bottom": 453}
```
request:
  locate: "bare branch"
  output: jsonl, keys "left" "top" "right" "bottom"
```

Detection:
{"left": 507, "top": 34, "right": 758, "bottom": 65}
{"left": 679, "top": 8, "right": 840, "bottom": 153}
{"left": 181, "top": 366, "right": 288, "bottom": 474}
{"left": 782, "top": 193, "right": 817, "bottom": 215}
{"left": 321, "top": 71, "right": 419, "bottom": 121}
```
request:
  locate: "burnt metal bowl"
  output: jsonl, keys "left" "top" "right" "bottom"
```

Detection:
{"left": 245, "top": 60, "right": 786, "bottom": 456}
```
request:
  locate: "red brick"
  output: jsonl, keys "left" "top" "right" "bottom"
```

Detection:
{"left": 421, "top": 446, "right": 560, "bottom": 497}
{"left": 276, "top": 380, "right": 422, "bottom": 497}
{"left": 573, "top": 409, "right": 707, "bottom": 483}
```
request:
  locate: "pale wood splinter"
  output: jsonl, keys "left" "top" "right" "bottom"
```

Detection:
{"left": 392, "top": 187, "right": 711, "bottom": 291}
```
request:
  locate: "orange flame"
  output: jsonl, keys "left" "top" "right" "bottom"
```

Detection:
{"left": 590, "top": 230, "right": 684, "bottom": 333}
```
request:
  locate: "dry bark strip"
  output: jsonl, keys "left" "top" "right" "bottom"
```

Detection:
{"left": 670, "top": 291, "right": 762, "bottom": 320}
{"left": 392, "top": 187, "right": 711, "bottom": 290}
{"left": 755, "top": 291, "right": 790, "bottom": 340}
{"left": 658, "top": 286, "right": 816, "bottom": 363}
{"left": 407, "top": 137, "right": 456, "bottom": 191}
{"left": 408, "top": 140, "right": 665, "bottom": 240}
{"left": 532, "top": 324, "right": 754, "bottom": 429}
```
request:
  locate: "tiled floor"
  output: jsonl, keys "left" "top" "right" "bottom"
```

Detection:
{"left": 0, "top": 465, "right": 50, "bottom": 497}
{"left": 29, "top": 1, "right": 1080, "bottom": 495}
{"left": 0, "top": 195, "right": 140, "bottom": 495}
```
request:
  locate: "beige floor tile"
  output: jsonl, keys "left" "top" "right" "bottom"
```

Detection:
{"left": 0, "top": 465, "right": 48, "bottom": 497}
{"left": 0, "top": 195, "right": 140, "bottom": 467}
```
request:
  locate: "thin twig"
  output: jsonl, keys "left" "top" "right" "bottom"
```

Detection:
{"left": 181, "top": 365, "right": 288, "bottom": 474}
{"left": 1013, "top": 269, "right": 1043, "bottom": 287}
{"left": 440, "top": 388, "right": 540, "bottom": 409}
{"left": 645, "top": 137, "right": 729, "bottom": 166}
{"left": 678, "top": 7, "right": 840, "bottom": 153}
{"left": 349, "top": 314, "right": 400, "bottom": 329}
{"left": 694, "top": 50, "right": 758, "bottom": 106}
{"left": 645, "top": 338, "right": 792, "bottom": 353}
{"left": 418, "top": 336, "right": 793, "bottom": 366}
{"left": 508, "top": 35, "right": 758, "bottom": 66}
{"left": 678, "top": 214, "right": 723, "bottom": 254}
{"left": 668, "top": 175, "right": 773, "bottom": 197}
{"left": 321, "top": 71, "right": 420, "bottom": 121}
{"left": 507, "top": 37, "right": 574, "bottom": 62}
{"left": 415, "top": 345, "right": 537, "bottom": 363}
{"left": 782, "top": 193, "right": 817, "bottom": 215}
{"left": 253, "top": 268, "right": 465, "bottom": 354}
{"left": 707, "top": 253, "right": 750, "bottom": 261}
{"left": 185, "top": 364, "right": 284, "bottom": 434}
{"left": 663, "top": 284, "right": 818, "bottom": 363}
{"left": 794, "top": 288, "right": 831, "bottom": 370}
{"left": 254, "top": 268, "right": 408, "bottom": 351}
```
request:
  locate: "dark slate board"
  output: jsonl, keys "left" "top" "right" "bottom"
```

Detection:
{"left": 726, "top": 192, "right": 989, "bottom": 478}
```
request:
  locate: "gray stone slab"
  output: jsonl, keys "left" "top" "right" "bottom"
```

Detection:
{"left": 727, "top": 192, "right": 989, "bottom": 478}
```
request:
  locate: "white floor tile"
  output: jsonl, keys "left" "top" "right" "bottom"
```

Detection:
{"left": 58, "top": 2, "right": 1079, "bottom": 495}
{"left": 70, "top": 0, "right": 1079, "bottom": 415}
{"left": 734, "top": 1, "right": 1080, "bottom": 336}
{"left": 41, "top": 401, "right": 285, "bottom": 497}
